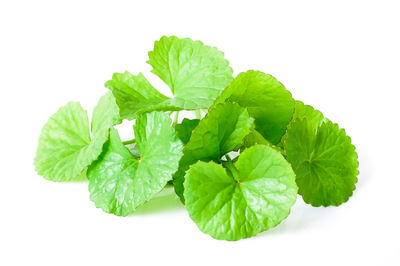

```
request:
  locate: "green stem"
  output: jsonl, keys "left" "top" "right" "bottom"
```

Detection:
{"left": 122, "top": 139, "right": 136, "bottom": 145}
{"left": 173, "top": 111, "right": 179, "bottom": 125}
{"left": 224, "top": 154, "right": 240, "bottom": 182}
{"left": 195, "top": 109, "right": 202, "bottom": 119}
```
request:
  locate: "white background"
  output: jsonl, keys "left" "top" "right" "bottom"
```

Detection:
{"left": 1, "top": 0, "right": 399, "bottom": 265}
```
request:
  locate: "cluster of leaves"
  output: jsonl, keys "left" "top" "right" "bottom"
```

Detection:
{"left": 34, "top": 36, "right": 359, "bottom": 241}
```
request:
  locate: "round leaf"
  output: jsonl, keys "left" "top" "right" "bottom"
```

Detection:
{"left": 148, "top": 36, "right": 233, "bottom": 109}
{"left": 184, "top": 145, "right": 298, "bottom": 241}
{"left": 284, "top": 119, "right": 359, "bottom": 206}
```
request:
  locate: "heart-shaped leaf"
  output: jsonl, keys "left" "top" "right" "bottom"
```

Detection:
{"left": 87, "top": 111, "right": 183, "bottom": 216}
{"left": 184, "top": 145, "right": 298, "bottom": 240}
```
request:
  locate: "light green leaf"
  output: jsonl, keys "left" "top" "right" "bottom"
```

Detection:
{"left": 173, "top": 102, "right": 254, "bottom": 202}
{"left": 284, "top": 119, "right": 359, "bottom": 207}
{"left": 105, "top": 71, "right": 180, "bottom": 120}
{"left": 184, "top": 145, "right": 298, "bottom": 241}
{"left": 34, "top": 92, "right": 120, "bottom": 181}
{"left": 88, "top": 129, "right": 139, "bottom": 216}
{"left": 91, "top": 90, "right": 122, "bottom": 144}
{"left": 213, "top": 70, "right": 294, "bottom": 144}
{"left": 174, "top": 118, "right": 200, "bottom": 144}
{"left": 148, "top": 36, "right": 233, "bottom": 109}
{"left": 88, "top": 112, "right": 183, "bottom": 216}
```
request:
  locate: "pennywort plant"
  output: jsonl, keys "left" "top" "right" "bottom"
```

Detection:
{"left": 34, "top": 36, "right": 359, "bottom": 241}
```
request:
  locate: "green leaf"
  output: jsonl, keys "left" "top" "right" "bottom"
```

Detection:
{"left": 88, "top": 129, "right": 139, "bottom": 216}
{"left": 291, "top": 101, "right": 327, "bottom": 131}
{"left": 213, "top": 70, "right": 295, "bottom": 144}
{"left": 174, "top": 118, "right": 200, "bottom": 144}
{"left": 277, "top": 100, "right": 327, "bottom": 153}
{"left": 173, "top": 102, "right": 254, "bottom": 202}
{"left": 88, "top": 112, "right": 184, "bottom": 216}
{"left": 34, "top": 92, "right": 120, "bottom": 181}
{"left": 91, "top": 90, "right": 122, "bottom": 145}
{"left": 284, "top": 119, "right": 359, "bottom": 207}
{"left": 105, "top": 71, "right": 180, "bottom": 120}
{"left": 126, "top": 143, "right": 140, "bottom": 159}
{"left": 148, "top": 36, "right": 233, "bottom": 109}
{"left": 242, "top": 129, "right": 271, "bottom": 149}
{"left": 184, "top": 145, "right": 298, "bottom": 241}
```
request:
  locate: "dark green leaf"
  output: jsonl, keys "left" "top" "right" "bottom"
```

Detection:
{"left": 213, "top": 70, "right": 294, "bottom": 144}
{"left": 174, "top": 118, "right": 200, "bottom": 144}
{"left": 284, "top": 119, "right": 359, "bottom": 206}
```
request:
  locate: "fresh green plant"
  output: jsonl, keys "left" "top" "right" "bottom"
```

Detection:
{"left": 34, "top": 36, "right": 359, "bottom": 241}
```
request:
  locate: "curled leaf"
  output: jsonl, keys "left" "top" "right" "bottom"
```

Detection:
{"left": 105, "top": 71, "right": 180, "bottom": 120}
{"left": 88, "top": 112, "right": 183, "bottom": 216}
{"left": 173, "top": 102, "right": 254, "bottom": 202}
{"left": 34, "top": 92, "right": 120, "bottom": 181}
